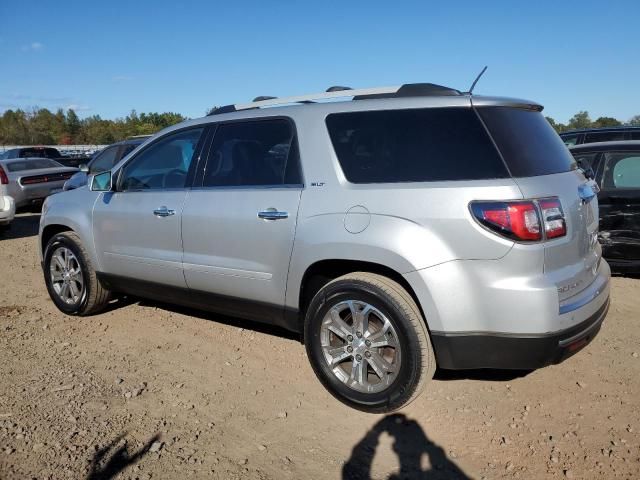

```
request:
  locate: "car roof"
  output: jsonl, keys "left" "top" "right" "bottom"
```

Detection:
{"left": 569, "top": 140, "right": 640, "bottom": 152}
{"left": 561, "top": 126, "right": 640, "bottom": 135}
{"left": 157, "top": 93, "right": 543, "bottom": 139}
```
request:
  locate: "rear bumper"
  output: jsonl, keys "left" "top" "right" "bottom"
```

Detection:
{"left": 431, "top": 297, "right": 609, "bottom": 369}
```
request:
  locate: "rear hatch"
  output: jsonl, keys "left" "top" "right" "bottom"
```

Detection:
{"left": 477, "top": 105, "right": 601, "bottom": 303}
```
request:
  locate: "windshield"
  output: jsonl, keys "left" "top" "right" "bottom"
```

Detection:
{"left": 5, "top": 159, "right": 63, "bottom": 171}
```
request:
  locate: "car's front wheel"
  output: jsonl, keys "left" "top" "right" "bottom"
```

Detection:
{"left": 43, "top": 231, "right": 111, "bottom": 315}
{"left": 304, "top": 272, "right": 436, "bottom": 413}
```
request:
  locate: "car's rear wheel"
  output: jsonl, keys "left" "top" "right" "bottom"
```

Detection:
{"left": 43, "top": 231, "right": 111, "bottom": 315}
{"left": 304, "top": 272, "right": 435, "bottom": 413}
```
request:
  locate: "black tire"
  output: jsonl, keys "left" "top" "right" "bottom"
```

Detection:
{"left": 43, "top": 231, "right": 111, "bottom": 315}
{"left": 304, "top": 272, "right": 436, "bottom": 413}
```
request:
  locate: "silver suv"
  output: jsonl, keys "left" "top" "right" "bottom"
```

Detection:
{"left": 39, "top": 83, "right": 610, "bottom": 412}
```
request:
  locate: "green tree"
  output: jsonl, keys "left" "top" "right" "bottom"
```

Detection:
{"left": 592, "top": 116, "right": 622, "bottom": 128}
{"left": 629, "top": 115, "right": 640, "bottom": 126}
{"left": 567, "top": 111, "right": 592, "bottom": 130}
{"left": 64, "top": 109, "right": 81, "bottom": 142}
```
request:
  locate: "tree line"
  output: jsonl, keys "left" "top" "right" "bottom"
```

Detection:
{"left": 1, "top": 107, "right": 639, "bottom": 147}
{"left": 545, "top": 112, "right": 640, "bottom": 133}
{"left": 0, "top": 108, "right": 186, "bottom": 146}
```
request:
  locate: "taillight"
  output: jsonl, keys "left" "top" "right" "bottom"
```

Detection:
{"left": 471, "top": 201, "right": 541, "bottom": 241}
{"left": 539, "top": 198, "right": 566, "bottom": 239}
{"left": 471, "top": 197, "right": 567, "bottom": 242}
{"left": 0, "top": 165, "right": 8, "bottom": 185}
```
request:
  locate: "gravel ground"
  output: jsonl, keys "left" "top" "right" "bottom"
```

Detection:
{"left": 1, "top": 213, "right": 639, "bottom": 480}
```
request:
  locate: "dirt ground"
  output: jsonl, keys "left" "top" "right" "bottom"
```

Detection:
{"left": 0, "top": 213, "right": 639, "bottom": 480}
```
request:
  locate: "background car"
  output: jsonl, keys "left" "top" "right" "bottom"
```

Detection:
{"left": 63, "top": 136, "right": 150, "bottom": 190}
{"left": 0, "top": 146, "right": 91, "bottom": 168}
{"left": 0, "top": 163, "right": 16, "bottom": 232}
{"left": 0, "top": 157, "right": 78, "bottom": 211}
{"left": 570, "top": 140, "right": 640, "bottom": 273}
{"left": 561, "top": 126, "right": 640, "bottom": 146}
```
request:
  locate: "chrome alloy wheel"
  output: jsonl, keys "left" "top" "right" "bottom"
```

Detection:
{"left": 320, "top": 300, "right": 401, "bottom": 393}
{"left": 49, "top": 247, "right": 84, "bottom": 305}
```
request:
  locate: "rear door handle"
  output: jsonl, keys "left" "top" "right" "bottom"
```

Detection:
{"left": 153, "top": 206, "right": 175, "bottom": 217}
{"left": 258, "top": 209, "right": 289, "bottom": 220}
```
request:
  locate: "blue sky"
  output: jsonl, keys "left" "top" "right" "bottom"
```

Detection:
{"left": 1, "top": 0, "right": 638, "bottom": 123}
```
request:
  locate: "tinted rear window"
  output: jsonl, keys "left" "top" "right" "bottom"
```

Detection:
{"left": 478, "top": 107, "right": 576, "bottom": 177}
{"left": 584, "top": 131, "right": 626, "bottom": 143}
{"left": 5, "top": 159, "right": 62, "bottom": 171}
{"left": 326, "top": 108, "right": 508, "bottom": 183}
{"left": 18, "top": 148, "right": 61, "bottom": 159}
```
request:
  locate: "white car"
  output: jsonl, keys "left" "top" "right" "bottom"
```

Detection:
{"left": 0, "top": 163, "right": 16, "bottom": 232}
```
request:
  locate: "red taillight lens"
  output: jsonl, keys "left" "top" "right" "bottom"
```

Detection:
{"left": 471, "top": 197, "right": 566, "bottom": 242}
{"left": 539, "top": 198, "right": 566, "bottom": 239}
{"left": 0, "top": 165, "right": 8, "bottom": 185}
{"left": 471, "top": 201, "right": 541, "bottom": 241}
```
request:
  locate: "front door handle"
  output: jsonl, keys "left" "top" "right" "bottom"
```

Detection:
{"left": 258, "top": 209, "right": 289, "bottom": 220}
{"left": 153, "top": 206, "right": 175, "bottom": 217}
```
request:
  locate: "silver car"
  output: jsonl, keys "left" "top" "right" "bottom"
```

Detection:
{"left": 38, "top": 83, "right": 610, "bottom": 412}
{"left": 0, "top": 158, "right": 78, "bottom": 210}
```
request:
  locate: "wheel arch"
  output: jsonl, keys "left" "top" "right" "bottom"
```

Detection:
{"left": 41, "top": 224, "right": 74, "bottom": 256}
{"left": 297, "top": 259, "right": 427, "bottom": 332}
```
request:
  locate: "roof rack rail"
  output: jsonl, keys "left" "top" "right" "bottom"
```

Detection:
{"left": 207, "top": 82, "right": 462, "bottom": 115}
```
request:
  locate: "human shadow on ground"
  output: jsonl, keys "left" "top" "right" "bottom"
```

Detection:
{"left": 86, "top": 432, "right": 160, "bottom": 480}
{"left": 343, "top": 414, "right": 471, "bottom": 480}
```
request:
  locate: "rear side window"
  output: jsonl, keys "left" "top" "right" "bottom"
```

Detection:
{"left": 584, "top": 131, "right": 626, "bottom": 143}
{"left": 478, "top": 107, "right": 577, "bottom": 177}
{"left": 326, "top": 108, "right": 508, "bottom": 183}
{"left": 202, "top": 119, "right": 302, "bottom": 187}
{"left": 602, "top": 151, "right": 640, "bottom": 189}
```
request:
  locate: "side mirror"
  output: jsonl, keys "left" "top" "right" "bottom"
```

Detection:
{"left": 90, "top": 171, "right": 112, "bottom": 192}
{"left": 79, "top": 164, "right": 89, "bottom": 173}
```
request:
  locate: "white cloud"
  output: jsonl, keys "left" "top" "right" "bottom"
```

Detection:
{"left": 21, "top": 41, "right": 44, "bottom": 52}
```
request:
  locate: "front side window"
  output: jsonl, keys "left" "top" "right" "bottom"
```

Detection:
{"left": 89, "top": 146, "right": 119, "bottom": 174}
{"left": 560, "top": 134, "right": 580, "bottom": 146}
{"left": 327, "top": 108, "right": 508, "bottom": 183}
{"left": 571, "top": 151, "right": 600, "bottom": 172}
{"left": 602, "top": 151, "right": 640, "bottom": 189}
{"left": 119, "top": 127, "right": 204, "bottom": 191}
{"left": 202, "top": 119, "right": 301, "bottom": 187}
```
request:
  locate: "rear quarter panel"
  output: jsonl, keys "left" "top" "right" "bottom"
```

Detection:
{"left": 285, "top": 112, "right": 524, "bottom": 310}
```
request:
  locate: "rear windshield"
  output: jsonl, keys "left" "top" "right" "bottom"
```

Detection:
{"left": 5, "top": 159, "right": 62, "bottom": 171}
{"left": 18, "top": 147, "right": 62, "bottom": 159}
{"left": 478, "top": 107, "right": 577, "bottom": 177}
{"left": 326, "top": 108, "right": 508, "bottom": 183}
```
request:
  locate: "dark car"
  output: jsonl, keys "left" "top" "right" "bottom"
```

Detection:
{"left": 570, "top": 141, "right": 640, "bottom": 273}
{"left": 0, "top": 146, "right": 90, "bottom": 168}
{"left": 63, "top": 136, "right": 150, "bottom": 190}
{"left": 561, "top": 126, "right": 640, "bottom": 146}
